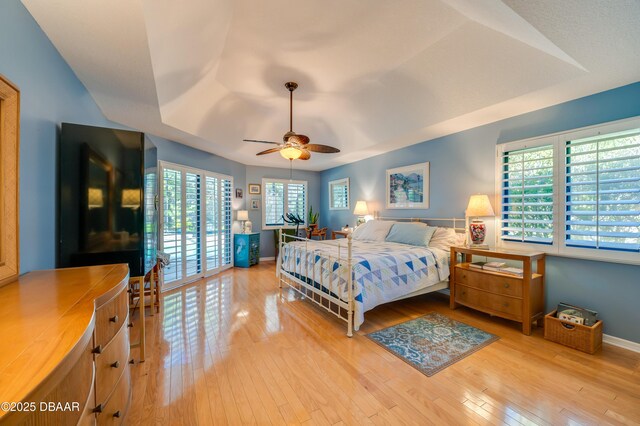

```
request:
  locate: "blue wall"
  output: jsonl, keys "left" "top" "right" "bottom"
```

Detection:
{"left": 245, "top": 165, "right": 321, "bottom": 258}
{"left": 0, "top": 1, "right": 118, "bottom": 273}
{"left": 320, "top": 82, "right": 640, "bottom": 343}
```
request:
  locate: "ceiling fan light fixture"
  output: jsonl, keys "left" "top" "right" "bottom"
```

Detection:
{"left": 280, "top": 146, "right": 302, "bottom": 160}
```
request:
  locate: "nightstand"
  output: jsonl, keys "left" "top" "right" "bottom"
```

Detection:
{"left": 331, "top": 230, "right": 350, "bottom": 239}
{"left": 234, "top": 233, "right": 260, "bottom": 268}
{"left": 449, "top": 246, "right": 545, "bottom": 335}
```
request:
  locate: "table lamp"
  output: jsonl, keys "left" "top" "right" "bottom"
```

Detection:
{"left": 465, "top": 194, "right": 494, "bottom": 248}
{"left": 237, "top": 210, "right": 249, "bottom": 233}
{"left": 353, "top": 201, "right": 369, "bottom": 226}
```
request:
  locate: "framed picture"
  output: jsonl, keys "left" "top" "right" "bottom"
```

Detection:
{"left": 248, "top": 183, "right": 261, "bottom": 195}
{"left": 386, "top": 162, "right": 429, "bottom": 209}
{"left": 235, "top": 188, "right": 243, "bottom": 199}
{"left": 250, "top": 198, "right": 260, "bottom": 210}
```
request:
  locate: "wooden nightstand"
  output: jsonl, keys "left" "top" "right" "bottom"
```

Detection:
{"left": 449, "top": 246, "right": 545, "bottom": 335}
{"left": 331, "top": 230, "right": 350, "bottom": 239}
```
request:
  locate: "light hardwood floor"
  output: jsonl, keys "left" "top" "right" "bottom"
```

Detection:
{"left": 126, "top": 262, "right": 640, "bottom": 426}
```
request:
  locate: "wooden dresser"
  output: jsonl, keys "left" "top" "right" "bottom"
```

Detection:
{"left": 0, "top": 264, "right": 131, "bottom": 425}
{"left": 449, "top": 246, "right": 545, "bottom": 335}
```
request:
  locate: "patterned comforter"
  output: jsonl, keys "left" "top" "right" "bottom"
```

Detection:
{"left": 279, "top": 239, "right": 450, "bottom": 330}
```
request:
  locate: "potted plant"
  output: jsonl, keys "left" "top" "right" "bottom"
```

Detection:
{"left": 307, "top": 206, "right": 319, "bottom": 230}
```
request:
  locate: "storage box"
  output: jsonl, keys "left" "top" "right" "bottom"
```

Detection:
{"left": 544, "top": 310, "right": 603, "bottom": 354}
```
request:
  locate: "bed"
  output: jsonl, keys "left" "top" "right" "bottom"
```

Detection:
{"left": 276, "top": 218, "right": 465, "bottom": 336}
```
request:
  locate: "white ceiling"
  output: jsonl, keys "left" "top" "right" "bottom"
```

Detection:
{"left": 22, "top": 0, "right": 640, "bottom": 171}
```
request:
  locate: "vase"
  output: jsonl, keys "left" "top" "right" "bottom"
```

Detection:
{"left": 469, "top": 219, "right": 486, "bottom": 245}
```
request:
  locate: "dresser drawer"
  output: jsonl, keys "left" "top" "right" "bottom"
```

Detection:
{"left": 455, "top": 267, "right": 522, "bottom": 298}
{"left": 95, "top": 319, "right": 130, "bottom": 405}
{"left": 95, "top": 287, "right": 128, "bottom": 348}
{"left": 77, "top": 372, "right": 96, "bottom": 426}
{"left": 455, "top": 285, "right": 522, "bottom": 320}
{"left": 97, "top": 366, "right": 131, "bottom": 426}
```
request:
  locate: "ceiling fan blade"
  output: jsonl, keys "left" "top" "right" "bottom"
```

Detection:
{"left": 304, "top": 144, "right": 340, "bottom": 153}
{"left": 244, "top": 139, "right": 281, "bottom": 145}
{"left": 298, "top": 149, "right": 311, "bottom": 160}
{"left": 256, "top": 147, "right": 283, "bottom": 156}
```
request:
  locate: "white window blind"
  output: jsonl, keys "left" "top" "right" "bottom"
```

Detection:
{"left": 565, "top": 129, "right": 640, "bottom": 252}
{"left": 221, "top": 178, "right": 232, "bottom": 266}
{"left": 287, "top": 183, "right": 306, "bottom": 220}
{"left": 162, "top": 168, "right": 182, "bottom": 282}
{"left": 205, "top": 176, "right": 219, "bottom": 270}
{"left": 262, "top": 179, "right": 308, "bottom": 229}
{"left": 184, "top": 172, "right": 202, "bottom": 277}
{"left": 501, "top": 145, "right": 555, "bottom": 244}
{"left": 264, "top": 181, "right": 285, "bottom": 226}
{"left": 329, "top": 178, "right": 349, "bottom": 210}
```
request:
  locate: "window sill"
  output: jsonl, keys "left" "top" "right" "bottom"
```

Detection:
{"left": 498, "top": 241, "right": 640, "bottom": 266}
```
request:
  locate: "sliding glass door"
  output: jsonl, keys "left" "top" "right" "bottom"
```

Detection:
{"left": 160, "top": 162, "right": 233, "bottom": 289}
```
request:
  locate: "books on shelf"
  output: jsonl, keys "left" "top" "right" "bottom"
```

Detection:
{"left": 501, "top": 267, "right": 524, "bottom": 276}
{"left": 469, "top": 261, "right": 516, "bottom": 273}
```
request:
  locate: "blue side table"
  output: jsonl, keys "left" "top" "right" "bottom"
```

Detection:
{"left": 234, "top": 233, "right": 260, "bottom": 268}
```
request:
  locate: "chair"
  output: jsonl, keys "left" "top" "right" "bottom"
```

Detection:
{"left": 128, "top": 261, "right": 162, "bottom": 315}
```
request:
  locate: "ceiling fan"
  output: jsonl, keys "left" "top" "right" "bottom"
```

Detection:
{"left": 244, "top": 82, "right": 340, "bottom": 161}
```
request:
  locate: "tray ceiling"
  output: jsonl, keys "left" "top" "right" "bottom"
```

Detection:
{"left": 22, "top": 0, "right": 640, "bottom": 170}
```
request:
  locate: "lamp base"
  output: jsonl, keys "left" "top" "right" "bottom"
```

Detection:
{"left": 469, "top": 219, "right": 487, "bottom": 245}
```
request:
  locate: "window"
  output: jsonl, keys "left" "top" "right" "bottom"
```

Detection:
{"left": 160, "top": 161, "right": 233, "bottom": 288}
{"left": 565, "top": 129, "right": 639, "bottom": 252}
{"left": 498, "top": 117, "right": 640, "bottom": 263}
{"left": 329, "top": 178, "right": 350, "bottom": 210}
{"left": 262, "top": 178, "right": 308, "bottom": 229}
{"left": 501, "top": 144, "right": 555, "bottom": 244}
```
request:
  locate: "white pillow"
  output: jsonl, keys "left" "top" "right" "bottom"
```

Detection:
{"left": 428, "top": 227, "right": 459, "bottom": 251}
{"left": 352, "top": 220, "right": 395, "bottom": 242}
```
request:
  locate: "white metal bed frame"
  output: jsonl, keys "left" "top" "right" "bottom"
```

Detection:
{"left": 276, "top": 217, "right": 466, "bottom": 337}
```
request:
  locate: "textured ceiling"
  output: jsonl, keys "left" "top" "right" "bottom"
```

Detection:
{"left": 22, "top": 0, "right": 640, "bottom": 171}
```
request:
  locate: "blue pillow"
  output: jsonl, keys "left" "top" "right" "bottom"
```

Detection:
{"left": 385, "top": 223, "right": 437, "bottom": 247}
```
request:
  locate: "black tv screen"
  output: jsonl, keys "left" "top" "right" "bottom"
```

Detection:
{"left": 58, "top": 123, "right": 157, "bottom": 277}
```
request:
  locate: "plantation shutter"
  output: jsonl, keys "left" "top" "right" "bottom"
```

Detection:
{"left": 205, "top": 176, "right": 219, "bottom": 270}
{"left": 162, "top": 168, "right": 182, "bottom": 282}
{"left": 330, "top": 180, "right": 348, "bottom": 209}
{"left": 221, "top": 178, "right": 233, "bottom": 266}
{"left": 287, "top": 183, "right": 306, "bottom": 221}
{"left": 264, "top": 181, "right": 285, "bottom": 226}
{"left": 501, "top": 145, "right": 555, "bottom": 244}
{"left": 565, "top": 129, "right": 640, "bottom": 252}
{"left": 184, "top": 172, "right": 202, "bottom": 277}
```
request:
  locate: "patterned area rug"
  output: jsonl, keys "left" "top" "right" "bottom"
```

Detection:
{"left": 367, "top": 312, "right": 499, "bottom": 376}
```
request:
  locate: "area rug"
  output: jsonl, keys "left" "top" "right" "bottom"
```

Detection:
{"left": 366, "top": 312, "right": 499, "bottom": 376}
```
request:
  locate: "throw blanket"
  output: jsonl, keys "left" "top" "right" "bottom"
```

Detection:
{"left": 280, "top": 239, "right": 449, "bottom": 330}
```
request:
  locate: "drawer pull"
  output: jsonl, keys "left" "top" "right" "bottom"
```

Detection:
{"left": 504, "top": 283, "right": 510, "bottom": 289}
{"left": 113, "top": 411, "right": 121, "bottom": 418}
{"left": 503, "top": 302, "right": 509, "bottom": 308}
{"left": 92, "top": 404, "right": 103, "bottom": 414}
{"left": 92, "top": 345, "right": 102, "bottom": 354}
{"left": 128, "top": 322, "right": 134, "bottom": 328}
{"left": 109, "top": 315, "right": 119, "bottom": 323}
{"left": 111, "top": 361, "right": 120, "bottom": 369}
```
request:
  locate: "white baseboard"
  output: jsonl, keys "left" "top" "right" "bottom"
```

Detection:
{"left": 260, "top": 257, "right": 275, "bottom": 262}
{"left": 603, "top": 334, "right": 640, "bottom": 353}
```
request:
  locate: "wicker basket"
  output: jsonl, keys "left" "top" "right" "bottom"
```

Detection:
{"left": 544, "top": 310, "right": 603, "bottom": 354}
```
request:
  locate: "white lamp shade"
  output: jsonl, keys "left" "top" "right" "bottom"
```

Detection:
{"left": 353, "top": 200, "right": 369, "bottom": 216}
{"left": 466, "top": 194, "right": 495, "bottom": 217}
{"left": 121, "top": 189, "right": 140, "bottom": 209}
{"left": 237, "top": 210, "right": 249, "bottom": 221}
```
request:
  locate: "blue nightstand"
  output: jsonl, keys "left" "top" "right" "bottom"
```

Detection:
{"left": 234, "top": 233, "right": 260, "bottom": 268}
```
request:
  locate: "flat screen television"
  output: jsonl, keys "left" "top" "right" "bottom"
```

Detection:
{"left": 58, "top": 123, "right": 157, "bottom": 277}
